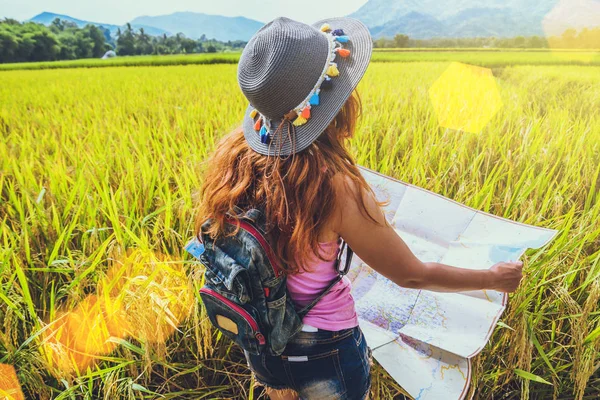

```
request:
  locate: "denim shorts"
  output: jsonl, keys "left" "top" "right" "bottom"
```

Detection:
{"left": 244, "top": 326, "right": 372, "bottom": 400}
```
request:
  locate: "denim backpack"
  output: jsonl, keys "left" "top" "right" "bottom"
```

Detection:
{"left": 185, "top": 207, "right": 354, "bottom": 356}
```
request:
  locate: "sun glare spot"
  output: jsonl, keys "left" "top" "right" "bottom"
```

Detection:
{"left": 0, "top": 364, "right": 25, "bottom": 400}
{"left": 429, "top": 62, "right": 503, "bottom": 134}
{"left": 39, "top": 248, "right": 195, "bottom": 377}
{"left": 543, "top": 0, "right": 600, "bottom": 63}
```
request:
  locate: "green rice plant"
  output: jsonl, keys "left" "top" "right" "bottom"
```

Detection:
{"left": 0, "top": 60, "right": 599, "bottom": 399}
{"left": 372, "top": 50, "right": 600, "bottom": 66}
{"left": 0, "top": 53, "right": 242, "bottom": 71}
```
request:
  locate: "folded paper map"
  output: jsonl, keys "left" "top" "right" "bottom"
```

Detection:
{"left": 352, "top": 166, "right": 558, "bottom": 400}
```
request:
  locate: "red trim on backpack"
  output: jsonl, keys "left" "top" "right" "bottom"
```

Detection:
{"left": 200, "top": 287, "right": 266, "bottom": 345}
{"left": 224, "top": 217, "right": 284, "bottom": 278}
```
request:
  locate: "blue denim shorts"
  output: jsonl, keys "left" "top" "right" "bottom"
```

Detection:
{"left": 244, "top": 325, "right": 372, "bottom": 400}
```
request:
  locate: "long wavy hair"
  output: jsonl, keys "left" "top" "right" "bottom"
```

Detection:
{"left": 195, "top": 90, "right": 386, "bottom": 274}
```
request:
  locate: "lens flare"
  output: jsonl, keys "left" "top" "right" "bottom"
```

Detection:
{"left": 40, "top": 295, "right": 122, "bottom": 376}
{"left": 0, "top": 364, "right": 25, "bottom": 400}
{"left": 99, "top": 248, "right": 195, "bottom": 343}
{"left": 429, "top": 62, "right": 503, "bottom": 134}
{"left": 39, "top": 248, "right": 195, "bottom": 377}
{"left": 543, "top": 0, "right": 600, "bottom": 63}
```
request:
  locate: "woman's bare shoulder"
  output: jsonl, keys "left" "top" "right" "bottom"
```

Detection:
{"left": 329, "top": 172, "right": 386, "bottom": 233}
{"left": 314, "top": 173, "right": 358, "bottom": 243}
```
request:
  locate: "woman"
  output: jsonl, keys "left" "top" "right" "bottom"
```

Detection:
{"left": 196, "top": 16, "right": 523, "bottom": 400}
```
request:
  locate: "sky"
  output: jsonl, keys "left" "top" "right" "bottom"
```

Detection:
{"left": 0, "top": 0, "right": 369, "bottom": 25}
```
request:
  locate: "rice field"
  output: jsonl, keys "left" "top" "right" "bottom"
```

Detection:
{"left": 0, "top": 49, "right": 598, "bottom": 71}
{"left": 1, "top": 56, "right": 599, "bottom": 399}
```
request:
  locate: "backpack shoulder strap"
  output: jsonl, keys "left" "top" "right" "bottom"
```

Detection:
{"left": 296, "top": 240, "right": 354, "bottom": 318}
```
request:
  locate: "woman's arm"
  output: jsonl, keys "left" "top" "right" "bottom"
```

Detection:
{"left": 332, "top": 175, "right": 523, "bottom": 293}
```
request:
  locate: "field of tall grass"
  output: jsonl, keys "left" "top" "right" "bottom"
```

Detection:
{"left": 0, "top": 49, "right": 598, "bottom": 71}
{"left": 1, "top": 58, "right": 599, "bottom": 399}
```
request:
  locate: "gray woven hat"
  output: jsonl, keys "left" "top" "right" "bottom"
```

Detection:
{"left": 237, "top": 16, "right": 372, "bottom": 156}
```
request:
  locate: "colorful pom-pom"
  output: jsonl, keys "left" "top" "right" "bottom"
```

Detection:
{"left": 309, "top": 92, "right": 320, "bottom": 106}
{"left": 321, "top": 76, "right": 333, "bottom": 89}
{"left": 336, "top": 48, "right": 351, "bottom": 58}
{"left": 301, "top": 107, "right": 311, "bottom": 119}
{"left": 259, "top": 125, "right": 270, "bottom": 144}
{"left": 293, "top": 116, "right": 308, "bottom": 126}
{"left": 326, "top": 64, "right": 339, "bottom": 77}
{"left": 277, "top": 25, "right": 349, "bottom": 130}
{"left": 250, "top": 109, "right": 258, "bottom": 118}
{"left": 254, "top": 118, "right": 262, "bottom": 131}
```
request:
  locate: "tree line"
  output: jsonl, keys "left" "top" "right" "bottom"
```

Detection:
{"left": 0, "top": 18, "right": 108, "bottom": 63}
{"left": 113, "top": 23, "right": 246, "bottom": 56}
{"left": 374, "top": 28, "right": 600, "bottom": 49}
{"left": 0, "top": 18, "right": 247, "bottom": 64}
{"left": 2, "top": 17, "right": 597, "bottom": 64}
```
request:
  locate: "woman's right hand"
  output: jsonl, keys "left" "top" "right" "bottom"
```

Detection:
{"left": 488, "top": 261, "right": 524, "bottom": 293}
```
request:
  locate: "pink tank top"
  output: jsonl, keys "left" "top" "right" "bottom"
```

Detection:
{"left": 286, "top": 239, "right": 359, "bottom": 331}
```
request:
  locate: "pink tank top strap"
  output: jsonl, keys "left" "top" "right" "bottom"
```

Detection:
{"left": 286, "top": 239, "right": 358, "bottom": 331}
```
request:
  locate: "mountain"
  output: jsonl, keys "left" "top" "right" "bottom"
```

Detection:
{"left": 370, "top": 12, "right": 449, "bottom": 39}
{"left": 30, "top": 11, "right": 264, "bottom": 41}
{"left": 29, "top": 12, "right": 169, "bottom": 37}
{"left": 349, "top": 0, "right": 576, "bottom": 38}
{"left": 131, "top": 12, "right": 264, "bottom": 41}
{"left": 31, "top": 12, "right": 97, "bottom": 27}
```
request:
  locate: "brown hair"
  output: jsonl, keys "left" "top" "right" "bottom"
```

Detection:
{"left": 195, "top": 90, "right": 385, "bottom": 274}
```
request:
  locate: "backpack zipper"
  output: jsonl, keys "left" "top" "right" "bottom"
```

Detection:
{"left": 200, "top": 287, "right": 266, "bottom": 345}
{"left": 224, "top": 217, "right": 284, "bottom": 278}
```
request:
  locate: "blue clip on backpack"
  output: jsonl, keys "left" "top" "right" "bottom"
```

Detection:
{"left": 185, "top": 207, "right": 353, "bottom": 356}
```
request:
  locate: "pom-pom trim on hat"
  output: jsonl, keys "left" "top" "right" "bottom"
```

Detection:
{"left": 250, "top": 22, "right": 352, "bottom": 140}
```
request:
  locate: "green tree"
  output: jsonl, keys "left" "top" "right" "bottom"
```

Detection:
{"left": 180, "top": 36, "right": 197, "bottom": 53}
{"left": 2, "top": 18, "right": 20, "bottom": 25}
{"left": 29, "top": 30, "right": 60, "bottom": 61}
{"left": 562, "top": 28, "right": 578, "bottom": 48}
{"left": 85, "top": 25, "right": 107, "bottom": 57}
{"left": 513, "top": 36, "right": 525, "bottom": 47}
{"left": 135, "top": 27, "right": 153, "bottom": 55}
{"left": 116, "top": 23, "right": 136, "bottom": 56}
{"left": 15, "top": 34, "right": 35, "bottom": 61}
{"left": 74, "top": 30, "right": 93, "bottom": 58}
{"left": 50, "top": 18, "right": 65, "bottom": 32}
{"left": 394, "top": 34, "right": 409, "bottom": 48}
{"left": 0, "top": 30, "right": 18, "bottom": 62}
{"left": 527, "top": 36, "right": 546, "bottom": 48}
{"left": 374, "top": 37, "right": 386, "bottom": 48}
{"left": 58, "top": 33, "right": 78, "bottom": 59}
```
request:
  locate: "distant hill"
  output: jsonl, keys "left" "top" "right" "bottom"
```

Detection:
{"left": 29, "top": 11, "right": 264, "bottom": 41}
{"left": 348, "top": 0, "right": 592, "bottom": 39}
{"left": 31, "top": 12, "right": 97, "bottom": 27}
{"left": 131, "top": 12, "right": 264, "bottom": 41}
{"left": 29, "top": 12, "right": 169, "bottom": 37}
